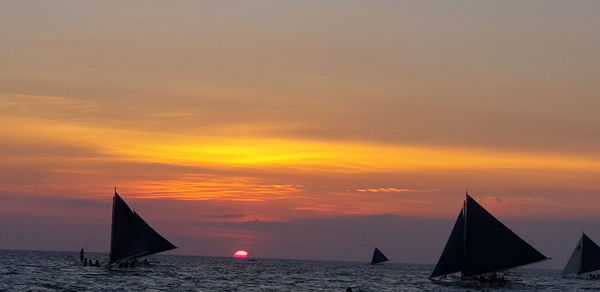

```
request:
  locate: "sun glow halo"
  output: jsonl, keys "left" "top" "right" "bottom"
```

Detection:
{"left": 233, "top": 250, "right": 249, "bottom": 258}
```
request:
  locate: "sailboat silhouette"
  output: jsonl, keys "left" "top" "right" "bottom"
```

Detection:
{"left": 109, "top": 191, "right": 177, "bottom": 265}
{"left": 430, "top": 192, "right": 548, "bottom": 285}
{"left": 371, "top": 247, "right": 389, "bottom": 265}
{"left": 562, "top": 233, "right": 600, "bottom": 278}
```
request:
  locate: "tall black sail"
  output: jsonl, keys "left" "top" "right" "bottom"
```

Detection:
{"left": 371, "top": 247, "right": 389, "bottom": 265}
{"left": 580, "top": 233, "right": 600, "bottom": 274}
{"left": 430, "top": 193, "right": 547, "bottom": 278}
{"left": 462, "top": 195, "right": 547, "bottom": 277}
{"left": 563, "top": 233, "right": 600, "bottom": 275}
{"left": 430, "top": 210, "right": 465, "bottom": 277}
{"left": 109, "top": 192, "right": 177, "bottom": 263}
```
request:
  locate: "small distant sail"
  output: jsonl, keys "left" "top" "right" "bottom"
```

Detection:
{"left": 371, "top": 247, "right": 389, "bottom": 265}
{"left": 562, "top": 233, "right": 600, "bottom": 276}
{"left": 109, "top": 192, "right": 177, "bottom": 263}
{"left": 431, "top": 193, "right": 548, "bottom": 278}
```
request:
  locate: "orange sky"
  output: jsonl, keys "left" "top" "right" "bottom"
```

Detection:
{"left": 2, "top": 1, "right": 600, "bottom": 265}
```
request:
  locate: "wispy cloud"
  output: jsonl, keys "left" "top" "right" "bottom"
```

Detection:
{"left": 202, "top": 213, "right": 246, "bottom": 219}
{"left": 293, "top": 205, "right": 336, "bottom": 212}
{"left": 121, "top": 174, "right": 303, "bottom": 201}
{"left": 355, "top": 187, "right": 413, "bottom": 193}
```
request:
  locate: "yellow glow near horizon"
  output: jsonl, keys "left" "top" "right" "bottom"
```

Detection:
{"left": 3, "top": 116, "right": 600, "bottom": 174}
{"left": 120, "top": 139, "right": 600, "bottom": 172}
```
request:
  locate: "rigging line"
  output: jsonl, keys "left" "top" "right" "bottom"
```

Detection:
{"left": 83, "top": 199, "right": 111, "bottom": 249}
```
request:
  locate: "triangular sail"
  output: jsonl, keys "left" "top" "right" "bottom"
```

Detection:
{"left": 430, "top": 193, "right": 547, "bottom": 278}
{"left": 563, "top": 236, "right": 583, "bottom": 275}
{"left": 580, "top": 233, "right": 600, "bottom": 274}
{"left": 564, "top": 233, "right": 600, "bottom": 275}
{"left": 430, "top": 210, "right": 465, "bottom": 277}
{"left": 371, "top": 247, "right": 389, "bottom": 265}
{"left": 462, "top": 195, "right": 547, "bottom": 277}
{"left": 109, "top": 192, "right": 176, "bottom": 263}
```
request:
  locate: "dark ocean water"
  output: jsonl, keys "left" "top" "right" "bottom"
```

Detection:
{"left": 1, "top": 250, "right": 599, "bottom": 291}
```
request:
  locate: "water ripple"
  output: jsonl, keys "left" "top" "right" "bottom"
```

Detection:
{"left": 1, "top": 250, "right": 599, "bottom": 291}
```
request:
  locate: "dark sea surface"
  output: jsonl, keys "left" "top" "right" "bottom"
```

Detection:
{"left": 1, "top": 249, "right": 600, "bottom": 291}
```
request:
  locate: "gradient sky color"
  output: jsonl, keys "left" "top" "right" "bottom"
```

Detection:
{"left": 2, "top": 1, "right": 600, "bottom": 268}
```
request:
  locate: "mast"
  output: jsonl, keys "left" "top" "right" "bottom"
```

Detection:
{"left": 462, "top": 192, "right": 468, "bottom": 278}
{"left": 109, "top": 190, "right": 118, "bottom": 262}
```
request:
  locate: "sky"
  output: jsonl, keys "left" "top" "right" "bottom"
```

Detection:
{"left": 1, "top": 1, "right": 600, "bottom": 269}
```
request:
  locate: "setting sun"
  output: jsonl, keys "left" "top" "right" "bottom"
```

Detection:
{"left": 233, "top": 250, "right": 249, "bottom": 259}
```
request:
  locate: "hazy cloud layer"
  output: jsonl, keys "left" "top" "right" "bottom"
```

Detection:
{"left": 1, "top": 1, "right": 600, "bottom": 260}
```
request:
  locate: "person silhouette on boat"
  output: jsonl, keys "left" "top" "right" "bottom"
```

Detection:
{"left": 80, "top": 248, "right": 84, "bottom": 263}
{"left": 94, "top": 260, "right": 99, "bottom": 267}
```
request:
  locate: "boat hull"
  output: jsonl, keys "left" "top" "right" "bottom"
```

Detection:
{"left": 430, "top": 276, "right": 508, "bottom": 288}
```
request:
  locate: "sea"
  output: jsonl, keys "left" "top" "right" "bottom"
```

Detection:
{"left": 1, "top": 250, "right": 599, "bottom": 291}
